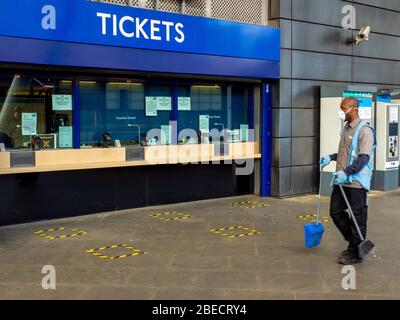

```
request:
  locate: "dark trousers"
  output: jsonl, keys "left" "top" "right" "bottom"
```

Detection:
{"left": 330, "top": 186, "right": 368, "bottom": 255}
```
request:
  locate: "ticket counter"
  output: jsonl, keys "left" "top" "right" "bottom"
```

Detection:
{"left": 0, "top": 0, "right": 279, "bottom": 225}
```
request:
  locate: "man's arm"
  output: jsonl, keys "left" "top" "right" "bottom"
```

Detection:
{"left": 344, "top": 154, "right": 370, "bottom": 175}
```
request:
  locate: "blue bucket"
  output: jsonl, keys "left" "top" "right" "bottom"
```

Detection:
{"left": 304, "top": 222, "right": 324, "bottom": 248}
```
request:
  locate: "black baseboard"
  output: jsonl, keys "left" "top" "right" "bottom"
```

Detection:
{"left": 0, "top": 163, "right": 254, "bottom": 226}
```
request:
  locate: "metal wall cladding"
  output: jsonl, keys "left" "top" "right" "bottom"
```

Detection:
{"left": 352, "top": 57, "right": 400, "bottom": 84}
{"left": 280, "top": 49, "right": 292, "bottom": 78}
{"left": 292, "top": 21, "right": 352, "bottom": 55}
{"left": 291, "top": 137, "right": 319, "bottom": 166}
{"left": 270, "top": 0, "right": 292, "bottom": 19}
{"left": 292, "top": 51, "right": 352, "bottom": 82}
{"left": 279, "top": 19, "right": 292, "bottom": 49}
{"left": 290, "top": 164, "right": 319, "bottom": 194}
{"left": 272, "top": 79, "right": 292, "bottom": 109}
{"left": 354, "top": 0, "right": 400, "bottom": 11}
{"left": 291, "top": 80, "right": 345, "bottom": 109}
{"left": 272, "top": 164, "right": 320, "bottom": 196}
{"left": 271, "top": 166, "right": 291, "bottom": 196}
{"left": 353, "top": 32, "right": 400, "bottom": 61}
{"left": 355, "top": 3, "right": 400, "bottom": 37}
{"left": 291, "top": 109, "right": 319, "bottom": 137}
{"left": 272, "top": 109, "right": 292, "bottom": 138}
{"left": 272, "top": 137, "right": 291, "bottom": 167}
{"left": 292, "top": 0, "right": 348, "bottom": 27}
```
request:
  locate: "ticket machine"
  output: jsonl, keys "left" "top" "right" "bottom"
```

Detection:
{"left": 374, "top": 94, "right": 400, "bottom": 191}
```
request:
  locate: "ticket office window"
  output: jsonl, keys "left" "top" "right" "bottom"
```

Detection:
{"left": 79, "top": 81, "right": 173, "bottom": 147}
{"left": 0, "top": 74, "right": 74, "bottom": 151}
{"left": 177, "top": 84, "right": 250, "bottom": 144}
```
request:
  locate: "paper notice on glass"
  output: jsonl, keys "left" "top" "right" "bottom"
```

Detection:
{"left": 199, "top": 115, "right": 209, "bottom": 133}
{"left": 157, "top": 97, "right": 172, "bottom": 111}
{"left": 145, "top": 97, "right": 158, "bottom": 116}
{"left": 178, "top": 97, "right": 191, "bottom": 111}
{"left": 161, "top": 125, "right": 172, "bottom": 145}
{"left": 22, "top": 112, "right": 37, "bottom": 136}
{"left": 358, "top": 106, "right": 372, "bottom": 120}
{"left": 59, "top": 126, "right": 73, "bottom": 148}
{"left": 52, "top": 95, "right": 72, "bottom": 111}
{"left": 240, "top": 124, "right": 249, "bottom": 142}
{"left": 389, "top": 106, "right": 399, "bottom": 123}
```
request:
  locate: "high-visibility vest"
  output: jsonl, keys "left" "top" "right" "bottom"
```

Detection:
{"left": 346, "top": 120, "right": 377, "bottom": 191}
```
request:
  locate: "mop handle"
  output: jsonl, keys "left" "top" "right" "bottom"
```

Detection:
{"left": 338, "top": 184, "right": 365, "bottom": 241}
{"left": 316, "top": 166, "right": 323, "bottom": 224}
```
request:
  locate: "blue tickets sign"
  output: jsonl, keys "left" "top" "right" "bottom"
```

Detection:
{"left": 0, "top": 0, "right": 280, "bottom": 62}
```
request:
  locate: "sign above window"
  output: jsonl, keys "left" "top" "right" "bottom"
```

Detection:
{"left": 0, "top": 0, "right": 280, "bottom": 62}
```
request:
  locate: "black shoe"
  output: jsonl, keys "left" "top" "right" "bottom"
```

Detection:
{"left": 338, "top": 255, "right": 363, "bottom": 265}
{"left": 337, "top": 249, "right": 353, "bottom": 262}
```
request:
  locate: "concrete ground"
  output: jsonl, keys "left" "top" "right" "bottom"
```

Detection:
{"left": 0, "top": 190, "right": 400, "bottom": 300}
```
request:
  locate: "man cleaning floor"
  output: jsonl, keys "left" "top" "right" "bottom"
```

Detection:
{"left": 320, "top": 97, "right": 376, "bottom": 265}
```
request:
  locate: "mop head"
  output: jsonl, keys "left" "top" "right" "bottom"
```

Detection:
{"left": 304, "top": 222, "right": 325, "bottom": 248}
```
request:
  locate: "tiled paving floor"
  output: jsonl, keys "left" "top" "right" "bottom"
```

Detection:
{"left": 0, "top": 190, "right": 399, "bottom": 300}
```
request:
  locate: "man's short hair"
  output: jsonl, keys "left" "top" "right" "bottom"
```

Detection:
{"left": 343, "top": 97, "right": 359, "bottom": 109}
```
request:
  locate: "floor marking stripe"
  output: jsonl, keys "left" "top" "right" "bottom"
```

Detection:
{"left": 86, "top": 244, "right": 146, "bottom": 261}
{"left": 34, "top": 227, "right": 87, "bottom": 241}
{"left": 210, "top": 226, "right": 260, "bottom": 239}
{"left": 149, "top": 211, "right": 191, "bottom": 221}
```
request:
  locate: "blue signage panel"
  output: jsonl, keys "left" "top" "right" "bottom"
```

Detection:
{"left": 0, "top": 0, "right": 280, "bottom": 62}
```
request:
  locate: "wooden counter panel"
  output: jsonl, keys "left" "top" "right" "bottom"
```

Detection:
{"left": 0, "top": 153, "right": 10, "bottom": 169}
{"left": 35, "top": 148, "right": 126, "bottom": 166}
{"left": 0, "top": 142, "right": 261, "bottom": 175}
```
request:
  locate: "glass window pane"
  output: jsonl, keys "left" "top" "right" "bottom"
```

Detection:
{"left": 177, "top": 84, "right": 250, "bottom": 144}
{"left": 79, "top": 81, "right": 173, "bottom": 147}
{"left": 0, "top": 75, "right": 73, "bottom": 150}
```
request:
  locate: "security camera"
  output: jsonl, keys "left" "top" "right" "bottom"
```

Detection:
{"left": 354, "top": 26, "right": 370, "bottom": 45}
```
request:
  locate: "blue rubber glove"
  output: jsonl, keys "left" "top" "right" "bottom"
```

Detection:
{"left": 333, "top": 171, "right": 349, "bottom": 185}
{"left": 319, "top": 155, "right": 331, "bottom": 168}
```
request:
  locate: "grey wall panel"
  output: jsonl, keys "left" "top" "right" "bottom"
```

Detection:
{"left": 292, "top": 51, "right": 352, "bottom": 81}
{"left": 353, "top": 32, "right": 400, "bottom": 61}
{"left": 292, "top": 0, "right": 348, "bottom": 27}
{"left": 291, "top": 137, "right": 319, "bottom": 166}
{"left": 280, "top": 49, "right": 292, "bottom": 78}
{"left": 354, "top": 0, "right": 400, "bottom": 11}
{"left": 292, "top": 80, "right": 349, "bottom": 108}
{"left": 277, "top": 79, "right": 292, "bottom": 108}
{"left": 355, "top": 3, "right": 400, "bottom": 37}
{"left": 271, "top": 166, "right": 291, "bottom": 197}
{"left": 292, "top": 109, "right": 320, "bottom": 137}
{"left": 272, "top": 79, "right": 292, "bottom": 108}
{"left": 292, "top": 21, "right": 352, "bottom": 55}
{"left": 291, "top": 165, "right": 319, "bottom": 194}
{"left": 271, "top": 0, "right": 400, "bottom": 197}
{"left": 272, "top": 137, "right": 292, "bottom": 167}
{"left": 280, "top": 19, "right": 292, "bottom": 49}
{"left": 270, "top": 0, "right": 292, "bottom": 20}
{"left": 351, "top": 82, "right": 400, "bottom": 90}
{"left": 352, "top": 57, "right": 400, "bottom": 84}
{"left": 272, "top": 109, "right": 292, "bottom": 138}
{"left": 292, "top": 80, "right": 323, "bottom": 109}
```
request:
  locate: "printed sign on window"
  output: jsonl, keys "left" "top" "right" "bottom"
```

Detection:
{"left": 21, "top": 112, "right": 37, "bottom": 136}
{"left": 52, "top": 95, "right": 72, "bottom": 111}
